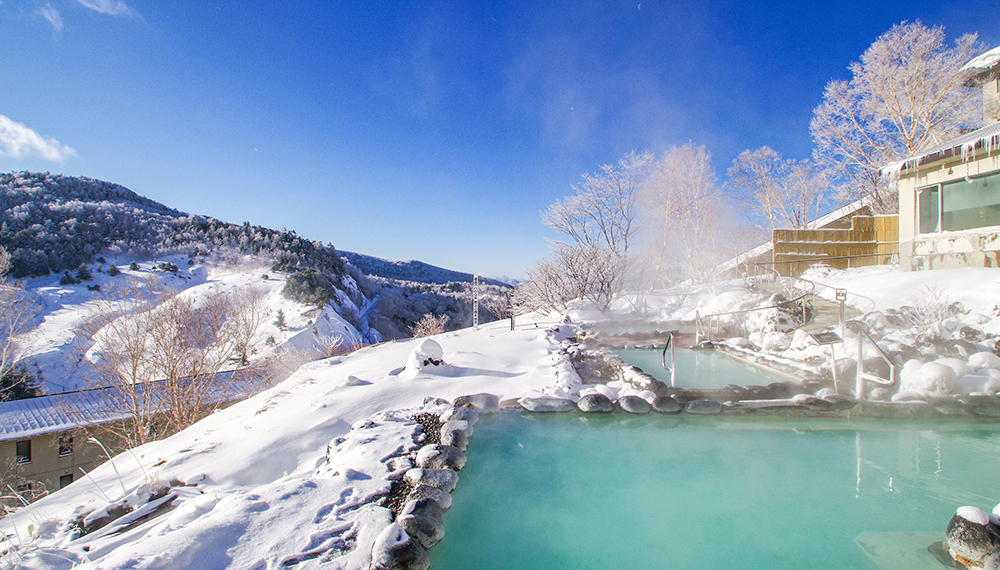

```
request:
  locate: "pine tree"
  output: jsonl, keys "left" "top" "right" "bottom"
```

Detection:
{"left": 75, "top": 263, "right": 93, "bottom": 281}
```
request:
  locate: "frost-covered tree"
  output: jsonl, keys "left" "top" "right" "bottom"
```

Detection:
{"left": 640, "top": 143, "right": 732, "bottom": 287}
{"left": 79, "top": 276, "right": 266, "bottom": 447}
{"left": 537, "top": 151, "right": 653, "bottom": 313}
{"left": 810, "top": 21, "right": 985, "bottom": 212}
{"left": 727, "top": 146, "right": 831, "bottom": 235}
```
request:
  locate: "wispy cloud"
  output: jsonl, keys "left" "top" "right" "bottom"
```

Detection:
{"left": 0, "top": 115, "right": 77, "bottom": 162}
{"left": 75, "top": 0, "right": 137, "bottom": 18}
{"left": 36, "top": 4, "right": 63, "bottom": 33}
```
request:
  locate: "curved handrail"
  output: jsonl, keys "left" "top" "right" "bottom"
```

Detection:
{"left": 855, "top": 329, "right": 895, "bottom": 399}
{"left": 661, "top": 332, "right": 676, "bottom": 388}
{"left": 784, "top": 275, "right": 877, "bottom": 314}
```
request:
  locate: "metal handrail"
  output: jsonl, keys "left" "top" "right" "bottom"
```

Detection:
{"left": 695, "top": 293, "right": 811, "bottom": 342}
{"left": 661, "top": 332, "right": 676, "bottom": 388}
{"left": 855, "top": 329, "right": 895, "bottom": 399}
{"left": 785, "top": 275, "right": 877, "bottom": 314}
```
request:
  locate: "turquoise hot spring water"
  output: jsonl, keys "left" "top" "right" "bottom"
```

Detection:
{"left": 428, "top": 413, "right": 1000, "bottom": 570}
{"left": 613, "top": 347, "right": 798, "bottom": 390}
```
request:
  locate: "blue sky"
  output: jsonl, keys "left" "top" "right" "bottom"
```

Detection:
{"left": 1, "top": 1, "right": 998, "bottom": 279}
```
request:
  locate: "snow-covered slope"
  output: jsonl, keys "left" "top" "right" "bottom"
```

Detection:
{"left": 18, "top": 254, "right": 366, "bottom": 394}
{"left": 1, "top": 314, "right": 568, "bottom": 570}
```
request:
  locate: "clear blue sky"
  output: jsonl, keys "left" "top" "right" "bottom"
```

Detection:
{"left": 1, "top": 1, "right": 998, "bottom": 279}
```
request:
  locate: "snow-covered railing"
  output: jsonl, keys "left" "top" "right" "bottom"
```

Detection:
{"left": 783, "top": 275, "right": 877, "bottom": 315}
{"left": 855, "top": 329, "right": 895, "bottom": 399}
{"left": 695, "top": 293, "right": 811, "bottom": 343}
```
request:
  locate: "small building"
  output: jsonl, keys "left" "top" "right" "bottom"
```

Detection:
{"left": 886, "top": 46, "right": 1000, "bottom": 271}
{"left": 1, "top": 373, "right": 260, "bottom": 502}
{"left": 0, "top": 388, "right": 127, "bottom": 498}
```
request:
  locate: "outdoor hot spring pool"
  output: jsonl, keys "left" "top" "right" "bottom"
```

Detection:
{"left": 614, "top": 347, "right": 798, "bottom": 389}
{"left": 429, "top": 413, "right": 1000, "bottom": 570}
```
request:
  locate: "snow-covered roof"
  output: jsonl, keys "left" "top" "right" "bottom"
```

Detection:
{"left": 0, "top": 388, "right": 124, "bottom": 441}
{"left": 805, "top": 195, "right": 874, "bottom": 229}
{"left": 962, "top": 46, "right": 1000, "bottom": 73}
{"left": 0, "top": 374, "right": 258, "bottom": 442}
{"left": 882, "top": 121, "right": 1000, "bottom": 177}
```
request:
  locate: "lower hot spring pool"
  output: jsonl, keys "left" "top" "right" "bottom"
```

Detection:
{"left": 614, "top": 347, "right": 797, "bottom": 390}
{"left": 429, "top": 413, "right": 1000, "bottom": 570}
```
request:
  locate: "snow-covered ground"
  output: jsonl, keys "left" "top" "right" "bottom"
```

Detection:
{"left": 5, "top": 263, "right": 1000, "bottom": 569}
{"left": 1, "top": 314, "right": 571, "bottom": 570}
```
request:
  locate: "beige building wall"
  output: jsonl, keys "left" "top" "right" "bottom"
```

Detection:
{"left": 898, "top": 149, "right": 1000, "bottom": 270}
{"left": 1, "top": 425, "right": 126, "bottom": 494}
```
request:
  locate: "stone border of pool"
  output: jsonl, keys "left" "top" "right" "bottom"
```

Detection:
{"left": 568, "top": 342, "right": 1000, "bottom": 419}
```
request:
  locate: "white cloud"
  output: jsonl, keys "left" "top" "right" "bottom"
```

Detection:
{"left": 36, "top": 4, "right": 63, "bottom": 32}
{"left": 0, "top": 115, "right": 77, "bottom": 162}
{"left": 75, "top": 0, "right": 137, "bottom": 17}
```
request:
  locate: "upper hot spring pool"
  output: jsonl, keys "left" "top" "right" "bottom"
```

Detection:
{"left": 615, "top": 347, "right": 796, "bottom": 390}
{"left": 429, "top": 413, "right": 1000, "bottom": 570}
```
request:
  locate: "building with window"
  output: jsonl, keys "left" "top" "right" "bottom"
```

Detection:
{"left": 0, "top": 388, "right": 125, "bottom": 496}
{"left": 1, "top": 373, "right": 258, "bottom": 499}
{"left": 888, "top": 46, "right": 1000, "bottom": 270}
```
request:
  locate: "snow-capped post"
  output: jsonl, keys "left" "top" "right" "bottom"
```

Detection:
{"left": 473, "top": 275, "right": 479, "bottom": 331}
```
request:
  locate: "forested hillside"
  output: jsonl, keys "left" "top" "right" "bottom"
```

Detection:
{"left": 0, "top": 171, "right": 511, "bottom": 339}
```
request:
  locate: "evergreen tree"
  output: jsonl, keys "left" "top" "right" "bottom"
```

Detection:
{"left": 75, "top": 263, "right": 93, "bottom": 281}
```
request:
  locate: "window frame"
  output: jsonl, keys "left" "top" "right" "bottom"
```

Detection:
{"left": 15, "top": 440, "right": 31, "bottom": 464}
{"left": 916, "top": 171, "right": 1000, "bottom": 235}
{"left": 58, "top": 434, "right": 73, "bottom": 457}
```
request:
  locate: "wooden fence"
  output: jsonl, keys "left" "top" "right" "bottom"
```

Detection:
{"left": 769, "top": 215, "right": 898, "bottom": 276}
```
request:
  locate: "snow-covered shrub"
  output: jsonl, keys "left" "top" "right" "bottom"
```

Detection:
{"left": 410, "top": 314, "right": 449, "bottom": 338}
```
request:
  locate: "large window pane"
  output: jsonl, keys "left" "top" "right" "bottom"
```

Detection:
{"left": 918, "top": 185, "right": 940, "bottom": 234}
{"left": 943, "top": 172, "right": 1000, "bottom": 231}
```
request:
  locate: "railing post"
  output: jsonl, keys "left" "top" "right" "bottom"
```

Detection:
{"left": 856, "top": 335, "right": 864, "bottom": 400}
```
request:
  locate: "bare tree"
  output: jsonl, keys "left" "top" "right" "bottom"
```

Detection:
{"left": 538, "top": 151, "right": 653, "bottom": 312}
{"left": 543, "top": 151, "right": 652, "bottom": 258}
{"left": 639, "top": 143, "right": 734, "bottom": 287}
{"left": 482, "top": 289, "right": 513, "bottom": 321}
{"left": 518, "top": 257, "right": 577, "bottom": 315}
{"left": 727, "top": 146, "right": 832, "bottom": 235}
{"left": 811, "top": 21, "right": 984, "bottom": 212}
{"left": 78, "top": 276, "right": 266, "bottom": 447}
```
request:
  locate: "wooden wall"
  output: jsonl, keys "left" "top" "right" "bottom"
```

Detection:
{"left": 770, "top": 215, "right": 898, "bottom": 276}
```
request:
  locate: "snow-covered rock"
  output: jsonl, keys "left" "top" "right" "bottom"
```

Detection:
{"left": 403, "top": 468, "right": 459, "bottom": 493}
{"left": 398, "top": 498, "right": 445, "bottom": 550}
{"left": 970, "top": 352, "right": 1000, "bottom": 370}
{"left": 946, "top": 506, "right": 1000, "bottom": 569}
{"left": 371, "top": 523, "right": 430, "bottom": 570}
{"left": 439, "top": 406, "right": 478, "bottom": 425}
{"left": 453, "top": 393, "right": 499, "bottom": 413}
{"left": 519, "top": 396, "right": 577, "bottom": 413}
{"left": 415, "top": 444, "right": 466, "bottom": 471}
